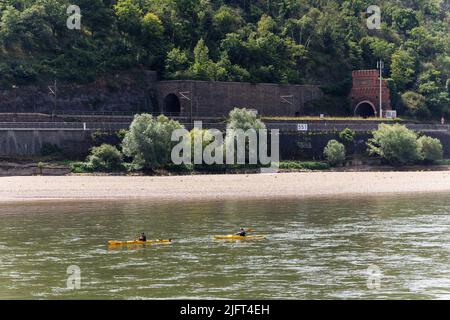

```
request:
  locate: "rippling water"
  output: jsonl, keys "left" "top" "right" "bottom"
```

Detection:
{"left": 1, "top": 194, "right": 450, "bottom": 299}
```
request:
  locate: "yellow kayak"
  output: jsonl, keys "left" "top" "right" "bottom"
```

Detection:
{"left": 108, "top": 239, "right": 172, "bottom": 246}
{"left": 213, "top": 235, "right": 265, "bottom": 240}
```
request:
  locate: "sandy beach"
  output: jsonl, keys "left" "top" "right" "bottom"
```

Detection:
{"left": 0, "top": 171, "right": 450, "bottom": 202}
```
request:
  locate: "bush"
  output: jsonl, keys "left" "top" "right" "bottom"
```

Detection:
{"left": 87, "top": 144, "right": 123, "bottom": 171}
{"left": 279, "top": 161, "right": 330, "bottom": 170}
{"left": 339, "top": 128, "right": 355, "bottom": 144}
{"left": 367, "top": 123, "right": 421, "bottom": 165}
{"left": 323, "top": 140, "right": 346, "bottom": 166}
{"left": 122, "top": 114, "right": 184, "bottom": 170}
{"left": 70, "top": 161, "right": 93, "bottom": 173}
{"left": 418, "top": 136, "right": 443, "bottom": 163}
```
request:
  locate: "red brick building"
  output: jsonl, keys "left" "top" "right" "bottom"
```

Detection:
{"left": 350, "top": 69, "right": 391, "bottom": 117}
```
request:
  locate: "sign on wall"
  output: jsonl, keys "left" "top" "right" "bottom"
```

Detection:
{"left": 297, "top": 124, "right": 308, "bottom": 131}
{"left": 385, "top": 111, "right": 397, "bottom": 119}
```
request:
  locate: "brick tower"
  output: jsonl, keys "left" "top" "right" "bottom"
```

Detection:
{"left": 350, "top": 70, "right": 391, "bottom": 117}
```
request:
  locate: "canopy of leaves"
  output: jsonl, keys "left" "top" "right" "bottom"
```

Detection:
{"left": 323, "top": 139, "right": 346, "bottom": 166}
{"left": 367, "top": 123, "right": 421, "bottom": 165}
{"left": 122, "top": 113, "right": 184, "bottom": 169}
{"left": 418, "top": 135, "right": 443, "bottom": 163}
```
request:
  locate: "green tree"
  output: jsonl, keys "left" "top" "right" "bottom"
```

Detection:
{"left": 367, "top": 123, "right": 421, "bottom": 165}
{"left": 141, "top": 12, "right": 164, "bottom": 40}
{"left": 401, "top": 91, "right": 430, "bottom": 118}
{"left": 418, "top": 135, "right": 443, "bottom": 163}
{"left": 391, "top": 49, "right": 417, "bottom": 91}
{"left": 114, "top": 0, "right": 142, "bottom": 36}
{"left": 225, "top": 108, "right": 266, "bottom": 165}
{"left": 165, "top": 47, "right": 190, "bottom": 79}
{"left": 323, "top": 140, "right": 346, "bottom": 166}
{"left": 392, "top": 8, "right": 419, "bottom": 33}
{"left": 122, "top": 114, "right": 184, "bottom": 169}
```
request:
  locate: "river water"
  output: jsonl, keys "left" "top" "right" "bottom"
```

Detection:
{"left": 1, "top": 194, "right": 450, "bottom": 299}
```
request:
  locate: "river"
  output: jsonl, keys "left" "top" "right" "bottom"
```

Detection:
{"left": 1, "top": 194, "right": 450, "bottom": 299}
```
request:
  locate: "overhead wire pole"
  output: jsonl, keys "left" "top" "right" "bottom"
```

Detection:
{"left": 179, "top": 91, "right": 192, "bottom": 124}
{"left": 377, "top": 60, "right": 384, "bottom": 119}
{"left": 48, "top": 79, "right": 57, "bottom": 119}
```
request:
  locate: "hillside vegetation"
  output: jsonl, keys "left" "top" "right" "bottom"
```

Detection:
{"left": 0, "top": 0, "right": 449, "bottom": 118}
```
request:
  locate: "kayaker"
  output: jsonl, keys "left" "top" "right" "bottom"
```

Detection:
{"left": 138, "top": 232, "right": 147, "bottom": 241}
{"left": 236, "top": 228, "right": 246, "bottom": 237}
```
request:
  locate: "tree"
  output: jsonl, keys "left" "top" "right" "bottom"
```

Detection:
{"left": 212, "top": 5, "right": 242, "bottom": 38}
{"left": 323, "top": 140, "right": 346, "bottom": 166}
{"left": 226, "top": 108, "right": 266, "bottom": 131}
{"left": 114, "top": 0, "right": 143, "bottom": 36}
{"left": 418, "top": 136, "right": 443, "bottom": 163}
{"left": 392, "top": 8, "right": 419, "bottom": 33}
{"left": 122, "top": 114, "right": 184, "bottom": 169}
{"left": 189, "top": 38, "right": 227, "bottom": 80}
{"left": 141, "top": 12, "right": 164, "bottom": 40}
{"left": 401, "top": 91, "right": 430, "bottom": 118}
{"left": 225, "top": 108, "right": 266, "bottom": 165}
{"left": 367, "top": 124, "right": 421, "bottom": 165}
{"left": 165, "top": 47, "right": 190, "bottom": 79}
{"left": 391, "top": 49, "right": 417, "bottom": 91}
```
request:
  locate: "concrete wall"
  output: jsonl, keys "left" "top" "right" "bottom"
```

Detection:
{"left": 0, "top": 125, "right": 450, "bottom": 159}
{"left": 0, "top": 130, "right": 91, "bottom": 158}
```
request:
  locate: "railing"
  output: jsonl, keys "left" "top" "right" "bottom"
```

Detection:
{"left": 0, "top": 121, "right": 449, "bottom": 133}
{"left": 0, "top": 122, "right": 131, "bottom": 131}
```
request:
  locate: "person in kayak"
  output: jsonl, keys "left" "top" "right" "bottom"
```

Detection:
{"left": 138, "top": 232, "right": 147, "bottom": 241}
{"left": 236, "top": 228, "right": 246, "bottom": 237}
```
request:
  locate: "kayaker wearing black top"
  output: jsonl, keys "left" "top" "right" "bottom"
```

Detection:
{"left": 236, "top": 228, "right": 246, "bottom": 236}
{"left": 139, "top": 232, "right": 147, "bottom": 241}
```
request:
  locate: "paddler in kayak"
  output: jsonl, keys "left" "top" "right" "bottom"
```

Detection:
{"left": 138, "top": 232, "right": 147, "bottom": 241}
{"left": 235, "top": 228, "right": 246, "bottom": 237}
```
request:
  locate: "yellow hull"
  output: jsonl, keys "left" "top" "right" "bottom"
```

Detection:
{"left": 108, "top": 239, "right": 172, "bottom": 246}
{"left": 213, "top": 235, "right": 265, "bottom": 240}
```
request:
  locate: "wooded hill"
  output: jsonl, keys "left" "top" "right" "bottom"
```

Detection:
{"left": 0, "top": 0, "right": 449, "bottom": 118}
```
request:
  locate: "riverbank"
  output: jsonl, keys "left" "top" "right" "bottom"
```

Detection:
{"left": 1, "top": 171, "right": 450, "bottom": 202}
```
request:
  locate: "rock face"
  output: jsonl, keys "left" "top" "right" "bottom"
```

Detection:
{"left": 0, "top": 70, "right": 323, "bottom": 117}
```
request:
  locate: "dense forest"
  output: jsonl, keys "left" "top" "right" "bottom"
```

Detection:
{"left": 0, "top": 0, "right": 449, "bottom": 118}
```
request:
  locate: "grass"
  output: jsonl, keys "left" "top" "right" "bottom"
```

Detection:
{"left": 279, "top": 161, "right": 330, "bottom": 170}
{"left": 436, "top": 159, "right": 450, "bottom": 165}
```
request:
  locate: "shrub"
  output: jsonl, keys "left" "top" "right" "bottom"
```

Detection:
{"left": 37, "top": 162, "right": 44, "bottom": 175}
{"left": 418, "top": 136, "right": 443, "bottom": 163}
{"left": 279, "top": 161, "right": 330, "bottom": 170}
{"left": 323, "top": 140, "right": 346, "bottom": 166}
{"left": 339, "top": 128, "right": 355, "bottom": 144}
{"left": 367, "top": 123, "right": 421, "bottom": 165}
{"left": 87, "top": 144, "right": 123, "bottom": 171}
{"left": 70, "top": 161, "right": 93, "bottom": 173}
{"left": 122, "top": 114, "right": 184, "bottom": 170}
